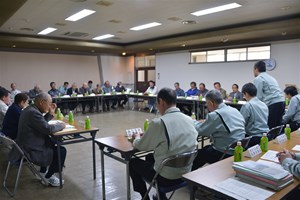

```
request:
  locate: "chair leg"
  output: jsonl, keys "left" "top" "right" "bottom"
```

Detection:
{"left": 142, "top": 180, "right": 156, "bottom": 200}
{"left": 3, "top": 158, "right": 24, "bottom": 197}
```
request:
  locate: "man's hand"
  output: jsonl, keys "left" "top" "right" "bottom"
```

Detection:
{"left": 49, "top": 103, "right": 57, "bottom": 115}
{"left": 278, "top": 149, "right": 294, "bottom": 163}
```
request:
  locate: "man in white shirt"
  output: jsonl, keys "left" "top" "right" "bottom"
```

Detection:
{"left": 144, "top": 80, "right": 158, "bottom": 112}
{"left": 0, "top": 88, "right": 10, "bottom": 129}
{"left": 10, "top": 83, "right": 21, "bottom": 102}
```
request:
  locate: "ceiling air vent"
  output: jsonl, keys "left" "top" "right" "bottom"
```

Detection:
{"left": 96, "top": 0, "right": 114, "bottom": 7}
{"left": 62, "top": 32, "right": 89, "bottom": 37}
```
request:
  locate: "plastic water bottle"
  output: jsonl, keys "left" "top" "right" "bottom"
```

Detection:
{"left": 260, "top": 133, "right": 268, "bottom": 152}
{"left": 199, "top": 95, "right": 203, "bottom": 102}
{"left": 234, "top": 141, "right": 243, "bottom": 162}
{"left": 144, "top": 119, "right": 149, "bottom": 132}
{"left": 136, "top": 90, "right": 139, "bottom": 95}
{"left": 68, "top": 111, "right": 74, "bottom": 124}
{"left": 56, "top": 108, "right": 61, "bottom": 119}
{"left": 85, "top": 116, "right": 91, "bottom": 129}
{"left": 233, "top": 97, "right": 237, "bottom": 104}
{"left": 191, "top": 112, "right": 196, "bottom": 120}
{"left": 285, "top": 124, "right": 291, "bottom": 140}
{"left": 285, "top": 98, "right": 289, "bottom": 106}
{"left": 185, "top": 93, "right": 187, "bottom": 99}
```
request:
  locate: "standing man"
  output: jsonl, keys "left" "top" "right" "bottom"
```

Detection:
{"left": 192, "top": 90, "right": 245, "bottom": 170}
{"left": 129, "top": 88, "right": 198, "bottom": 200}
{"left": 12, "top": 93, "right": 66, "bottom": 186}
{"left": 253, "top": 60, "right": 285, "bottom": 128}
{"left": 240, "top": 83, "right": 269, "bottom": 147}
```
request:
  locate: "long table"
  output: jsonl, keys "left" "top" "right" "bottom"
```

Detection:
{"left": 182, "top": 132, "right": 300, "bottom": 200}
{"left": 95, "top": 135, "right": 150, "bottom": 200}
{"left": 52, "top": 120, "right": 99, "bottom": 188}
{"left": 54, "top": 93, "right": 245, "bottom": 120}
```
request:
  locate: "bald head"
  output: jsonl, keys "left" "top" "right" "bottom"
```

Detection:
{"left": 34, "top": 92, "right": 52, "bottom": 113}
{"left": 83, "top": 82, "right": 88, "bottom": 88}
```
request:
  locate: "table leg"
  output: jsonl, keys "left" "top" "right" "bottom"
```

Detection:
{"left": 126, "top": 161, "right": 131, "bottom": 200}
{"left": 101, "top": 150, "right": 106, "bottom": 200}
{"left": 57, "top": 143, "right": 63, "bottom": 189}
{"left": 190, "top": 186, "right": 196, "bottom": 200}
{"left": 92, "top": 131, "right": 96, "bottom": 180}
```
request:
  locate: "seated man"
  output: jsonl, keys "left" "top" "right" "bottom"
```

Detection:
{"left": 144, "top": 80, "right": 158, "bottom": 112}
{"left": 0, "top": 87, "right": 10, "bottom": 129}
{"left": 66, "top": 83, "right": 79, "bottom": 111}
{"left": 198, "top": 83, "right": 208, "bottom": 97}
{"left": 213, "top": 82, "right": 227, "bottom": 99}
{"left": 186, "top": 81, "right": 199, "bottom": 96}
{"left": 174, "top": 82, "right": 185, "bottom": 97}
{"left": 92, "top": 84, "right": 102, "bottom": 94}
{"left": 28, "top": 84, "right": 42, "bottom": 99}
{"left": 11, "top": 93, "right": 66, "bottom": 186}
{"left": 79, "top": 82, "right": 95, "bottom": 114}
{"left": 228, "top": 83, "right": 244, "bottom": 101}
{"left": 192, "top": 90, "right": 245, "bottom": 170}
{"left": 48, "top": 82, "right": 61, "bottom": 97}
{"left": 183, "top": 81, "right": 199, "bottom": 116}
{"left": 59, "top": 82, "right": 69, "bottom": 95}
{"left": 115, "top": 81, "right": 128, "bottom": 108}
{"left": 282, "top": 86, "right": 300, "bottom": 131}
{"left": 240, "top": 83, "right": 269, "bottom": 147}
{"left": 102, "top": 81, "right": 117, "bottom": 111}
{"left": 10, "top": 83, "right": 21, "bottom": 103}
{"left": 129, "top": 88, "right": 198, "bottom": 200}
{"left": 2, "top": 93, "right": 28, "bottom": 140}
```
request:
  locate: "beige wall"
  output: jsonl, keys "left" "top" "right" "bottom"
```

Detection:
{"left": 0, "top": 51, "right": 100, "bottom": 91}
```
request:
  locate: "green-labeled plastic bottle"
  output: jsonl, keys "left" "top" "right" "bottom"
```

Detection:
{"left": 68, "top": 111, "right": 74, "bottom": 125}
{"left": 144, "top": 119, "right": 149, "bottom": 132}
{"left": 102, "top": 90, "right": 104, "bottom": 95}
{"left": 136, "top": 90, "right": 139, "bottom": 95}
{"left": 199, "top": 95, "right": 203, "bottom": 102}
{"left": 191, "top": 112, "right": 196, "bottom": 120}
{"left": 185, "top": 93, "right": 187, "bottom": 99}
{"left": 285, "top": 124, "right": 291, "bottom": 140}
{"left": 56, "top": 108, "right": 61, "bottom": 119}
{"left": 85, "top": 116, "right": 91, "bottom": 130}
{"left": 285, "top": 98, "right": 289, "bottom": 106}
{"left": 234, "top": 141, "right": 243, "bottom": 162}
{"left": 260, "top": 133, "right": 268, "bottom": 152}
{"left": 233, "top": 97, "right": 237, "bottom": 104}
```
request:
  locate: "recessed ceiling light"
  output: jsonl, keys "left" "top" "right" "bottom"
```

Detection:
{"left": 181, "top": 44, "right": 186, "bottom": 47}
{"left": 65, "top": 9, "right": 95, "bottom": 21}
{"left": 149, "top": 48, "right": 153, "bottom": 51}
{"left": 55, "top": 47, "right": 59, "bottom": 50}
{"left": 12, "top": 45, "right": 16, "bottom": 48}
{"left": 281, "top": 32, "right": 287, "bottom": 36}
{"left": 38, "top": 27, "right": 57, "bottom": 35}
{"left": 191, "top": 3, "right": 241, "bottom": 16}
{"left": 182, "top": 20, "right": 196, "bottom": 25}
{"left": 130, "top": 22, "right": 161, "bottom": 31}
{"left": 222, "top": 38, "right": 229, "bottom": 42}
{"left": 281, "top": 6, "right": 291, "bottom": 11}
{"left": 91, "top": 50, "right": 95, "bottom": 52}
{"left": 122, "top": 52, "right": 126, "bottom": 56}
{"left": 92, "top": 34, "right": 115, "bottom": 40}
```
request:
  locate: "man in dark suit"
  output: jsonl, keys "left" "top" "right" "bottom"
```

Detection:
{"left": 13, "top": 92, "right": 66, "bottom": 187}
{"left": 67, "top": 83, "right": 79, "bottom": 111}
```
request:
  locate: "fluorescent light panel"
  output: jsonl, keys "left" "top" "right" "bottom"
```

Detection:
{"left": 93, "top": 34, "right": 115, "bottom": 40}
{"left": 191, "top": 3, "right": 241, "bottom": 16}
{"left": 38, "top": 27, "right": 57, "bottom": 35}
{"left": 130, "top": 22, "right": 161, "bottom": 31}
{"left": 65, "top": 9, "right": 95, "bottom": 21}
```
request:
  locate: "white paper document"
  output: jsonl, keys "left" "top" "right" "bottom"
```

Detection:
{"left": 292, "top": 145, "right": 300, "bottom": 151}
{"left": 215, "top": 177, "right": 275, "bottom": 200}
{"left": 256, "top": 159, "right": 284, "bottom": 170}
{"left": 260, "top": 150, "right": 280, "bottom": 163}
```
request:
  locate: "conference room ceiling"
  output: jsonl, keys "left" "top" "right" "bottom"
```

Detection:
{"left": 0, "top": 0, "right": 300, "bottom": 55}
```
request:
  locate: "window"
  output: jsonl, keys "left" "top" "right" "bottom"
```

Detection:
{"left": 227, "top": 48, "right": 247, "bottom": 61}
{"left": 190, "top": 45, "right": 270, "bottom": 63}
{"left": 135, "top": 55, "right": 155, "bottom": 68}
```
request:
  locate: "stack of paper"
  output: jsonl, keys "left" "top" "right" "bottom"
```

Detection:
{"left": 232, "top": 160, "right": 293, "bottom": 190}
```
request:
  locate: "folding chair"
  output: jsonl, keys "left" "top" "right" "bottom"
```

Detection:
{"left": 267, "top": 125, "right": 284, "bottom": 140}
{"left": 142, "top": 149, "right": 198, "bottom": 200}
{"left": 0, "top": 133, "right": 48, "bottom": 197}
{"left": 219, "top": 136, "right": 252, "bottom": 160}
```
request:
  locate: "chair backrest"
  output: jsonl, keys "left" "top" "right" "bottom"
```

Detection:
{"left": 158, "top": 149, "right": 198, "bottom": 170}
{"left": 267, "top": 125, "right": 284, "bottom": 140}
{"left": 228, "top": 136, "right": 252, "bottom": 150}
{"left": 0, "top": 133, "right": 24, "bottom": 156}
